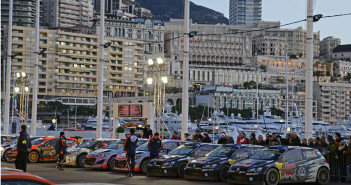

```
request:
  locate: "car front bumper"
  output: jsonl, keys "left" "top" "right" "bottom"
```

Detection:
{"left": 147, "top": 165, "right": 178, "bottom": 177}
{"left": 63, "top": 155, "right": 77, "bottom": 166}
{"left": 114, "top": 159, "right": 141, "bottom": 172}
{"left": 184, "top": 168, "right": 219, "bottom": 181}
{"left": 84, "top": 157, "right": 108, "bottom": 169}
{"left": 227, "top": 172, "right": 264, "bottom": 185}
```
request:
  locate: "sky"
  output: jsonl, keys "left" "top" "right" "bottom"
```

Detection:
{"left": 191, "top": 0, "right": 351, "bottom": 44}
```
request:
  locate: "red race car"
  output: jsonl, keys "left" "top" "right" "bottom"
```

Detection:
{"left": 7, "top": 136, "right": 82, "bottom": 163}
{"left": 1, "top": 168, "right": 55, "bottom": 185}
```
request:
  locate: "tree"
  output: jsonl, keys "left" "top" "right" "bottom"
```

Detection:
{"left": 260, "top": 64, "right": 267, "bottom": 72}
{"left": 343, "top": 72, "right": 351, "bottom": 81}
{"left": 77, "top": 106, "right": 96, "bottom": 119}
{"left": 270, "top": 107, "right": 285, "bottom": 117}
{"left": 243, "top": 81, "right": 256, "bottom": 89}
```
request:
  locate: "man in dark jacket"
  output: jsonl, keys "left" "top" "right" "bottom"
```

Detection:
{"left": 148, "top": 132, "right": 162, "bottom": 159}
{"left": 57, "top": 132, "right": 67, "bottom": 171}
{"left": 143, "top": 125, "right": 153, "bottom": 139}
{"left": 249, "top": 133, "right": 258, "bottom": 145}
{"left": 202, "top": 133, "right": 212, "bottom": 143}
{"left": 289, "top": 132, "right": 301, "bottom": 146}
{"left": 124, "top": 128, "right": 138, "bottom": 177}
{"left": 193, "top": 130, "right": 203, "bottom": 142}
{"left": 16, "top": 125, "right": 32, "bottom": 172}
{"left": 218, "top": 133, "right": 227, "bottom": 144}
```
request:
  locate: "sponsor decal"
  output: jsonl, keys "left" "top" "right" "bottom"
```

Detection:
{"left": 281, "top": 163, "right": 297, "bottom": 180}
{"left": 236, "top": 160, "right": 255, "bottom": 167}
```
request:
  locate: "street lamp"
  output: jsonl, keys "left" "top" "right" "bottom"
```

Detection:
{"left": 161, "top": 76, "right": 168, "bottom": 84}
{"left": 157, "top": 58, "right": 164, "bottom": 64}
{"left": 148, "top": 59, "right": 154, "bottom": 65}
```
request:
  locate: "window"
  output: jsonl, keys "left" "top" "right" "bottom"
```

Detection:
{"left": 232, "top": 147, "right": 255, "bottom": 159}
{"left": 44, "top": 139, "right": 58, "bottom": 147}
{"left": 145, "top": 19, "right": 153, "bottom": 28}
{"left": 282, "top": 149, "right": 303, "bottom": 162}
{"left": 302, "top": 149, "right": 320, "bottom": 160}
{"left": 192, "top": 145, "right": 218, "bottom": 157}
{"left": 163, "top": 142, "right": 178, "bottom": 151}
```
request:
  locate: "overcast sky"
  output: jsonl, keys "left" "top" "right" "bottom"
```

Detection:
{"left": 191, "top": 0, "right": 351, "bottom": 43}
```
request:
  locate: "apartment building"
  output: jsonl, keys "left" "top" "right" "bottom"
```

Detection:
{"left": 229, "top": 0, "right": 262, "bottom": 26}
{"left": 3, "top": 26, "right": 144, "bottom": 101}
{"left": 332, "top": 44, "right": 351, "bottom": 61}
{"left": 319, "top": 36, "right": 341, "bottom": 60}
{"left": 334, "top": 60, "right": 351, "bottom": 78}
{"left": 93, "top": 0, "right": 153, "bottom": 18}
{"left": 42, "top": 0, "right": 93, "bottom": 27}
{"left": 252, "top": 35, "right": 288, "bottom": 57}
{"left": 1, "top": 0, "right": 37, "bottom": 28}
{"left": 313, "top": 82, "right": 351, "bottom": 123}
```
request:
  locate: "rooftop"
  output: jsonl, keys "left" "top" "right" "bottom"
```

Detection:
{"left": 333, "top": 44, "right": 351, "bottom": 53}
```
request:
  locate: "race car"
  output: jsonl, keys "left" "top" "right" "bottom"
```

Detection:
{"left": 1, "top": 135, "right": 17, "bottom": 144}
{"left": 227, "top": 146, "right": 330, "bottom": 185}
{"left": 148, "top": 143, "right": 220, "bottom": 177}
{"left": 63, "top": 139, "right": 117, "bottom": 168}
{"left": 1, "top": 167, "right": 55, "bottom": 185}
{"left": 114, "top": 140, "right": 189, "bottom": 174}
{"left": 184, "top": 144, "right": 265, "bottom": 182}
{"left": 84, "top": 139, "right": 148, "bottom": 170}
{"left": 6, "top": 136, "right": 81, "bottom": 163}
{"left": 1, "top": 136, "right": 41, "bottom": 161}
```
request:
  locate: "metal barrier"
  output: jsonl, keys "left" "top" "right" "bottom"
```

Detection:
{"left": 323, "top": 150, "right": 351, "bottom": 182}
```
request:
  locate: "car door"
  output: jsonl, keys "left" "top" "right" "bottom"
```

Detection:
{"left": 41, "top": 139, "right": 58, "bottom": 158}
{"left": 280, "top": 149, "right": 303, "bottom": 183}
{"left": 299, "top": 149, "right": 320, "bottom": 182}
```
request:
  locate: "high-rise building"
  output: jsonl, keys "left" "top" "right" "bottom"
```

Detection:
{"left": 93, "top": 0, "right": 152, "bottom": 18}
{"left": 1, "top": 0, "right": 37, "bottom": 27}
{"left": 229, "top": 0, "right": 262, "bottom": 26}
{"left": 42, "top": 0, "right": 93, "bottom": 28}
{"left": 320, "top": 36, "right": 341, "bottom": 60}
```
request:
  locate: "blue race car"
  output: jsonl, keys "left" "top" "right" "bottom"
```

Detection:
{"left": 148, "top": 143, "right": 220, "bottom": 177}
{"left": 227, "top": 146, "right": 330, "bottom": 185}
{"left": 84, "top": 139, "right": 147, "bottom": 170}
{"left": 114, "top": 140, "right": 189, "bottom": 174}
{"left": 184, "top": 144, "right": 265, "bottom": 182}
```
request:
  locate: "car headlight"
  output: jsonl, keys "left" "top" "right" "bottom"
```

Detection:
{"left": 135, "top": 155, "right": 141, "bottom": 159}
{"left": 163, "top": 161, "right": 175, "bottom": 166}
{"left": 248, "top": 167, "right": 263, "bottom": 173}
{"left": 98, "top": 153, "right": 109, "bottom": 158}
{"left": 204, "top": 164, "right": 217, "bottom": 168}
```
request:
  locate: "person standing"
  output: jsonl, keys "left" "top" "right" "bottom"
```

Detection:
{"left": 257, "top": 135, "right": 265, "bottom": 146}
{"left": 248, "top": 133, "right": 258, "bottom": 145}
{"left": 171, "top": 131, "right": 181, "bottom": 140}
{"left": 124, "top": 128, "right": 138, "bottom": 177}
{"left": 226, "top": 134, "right": 235, "bottom": 144}
{"left": 289, "top": 132, "right": 301, "bottom": 146}
{"left": 56, "top": 132, "right": 67, "bottom": 171}
{"left": 148, "top": 132, "right": 162, "bottom": 159}
{"left": 237, "top": 133, "right": 248, "bottom": 144}
{"left": 218, "top": 133, "right": 227, "bottom": 144}
{"left": 143, "top": 125, "right": 153, "bottom": 139}
{"left": 15, "top": 125, "right": 32, "bottom": 172}
{"left": 193, "top": 130, "right": 203, "bottom": 142}
{"left": 184, "top": 133, "right": 191, "bottom": 141}
{"left": 202, "top": 133, "right": 212, "bottom": 143}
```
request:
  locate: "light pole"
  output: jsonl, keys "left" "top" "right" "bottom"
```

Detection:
{"left": 14, "top": 72, "right": 30, "bottom": 127}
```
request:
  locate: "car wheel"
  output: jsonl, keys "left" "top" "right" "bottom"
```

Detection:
{"left": 28, "top": 151, "right": 39, "bottom": 163}
{"left": 107, "top": 156, "right": 116, "bottom": 170}
{"left": 140, "top": 159, "right": 149, "bottom": 174}
{"left": 316, "top": 167, "right": 330, "bottom": 185}
{"left": 3, "top": 149, "right": 10, "bottom": 161}
{"left": 220, "top": 164, "right": 230, "bottom": 182}
{"left": 177, "top": 162, "right": 187, "bottom": 177}
{"left": 77, "top": 154, "right": 87, "bottom": 168}
{"left": 265, "top": 168, "right": 279, "bottom": 185}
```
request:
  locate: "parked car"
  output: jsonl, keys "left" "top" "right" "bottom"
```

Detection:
{"left": 148, "top": 143, "right": 220, "bottom": 177}
{"left": 1, "top": 135, "right": 17, "bottom": 144}
{"left": 227, "top": 146, "right": 330, "bottom": 185}
{"left": 184, "top": 144, "right": 265, "bottom": 182}
{"left": 63, "top": 139, "right": 117, "bottom": 168}
{"left": 1, "top": 136, "right": 41, "bottom": 161}
{"left": 85, "top": 139, "right": 148, "bottom": 170}
{"left": 7, "top": 136, "right": 81, "bottom": 163}
{"left": 114, "top": 140, "right": 189, "bottom": 174}
{"left": 1, "top": 168, "right": 55, "bottom": 185}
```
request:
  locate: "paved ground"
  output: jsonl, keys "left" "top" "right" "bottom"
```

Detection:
{"left": 1, "top": 162, "right": 348, "bottom": 185}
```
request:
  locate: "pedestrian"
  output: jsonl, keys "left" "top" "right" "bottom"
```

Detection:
{"left": 343, "top": 136, "right": 351, "bottom": 164}
{"left": 314, "top": 137, "right": 320, "bottom": 146}
{"left": 218, "top": 133, "right": 227, "bottom": 144}
{"left": 56, "top": 131, "right": 67, "bottom": 171}
{"left": 124, "top": 128, "right": 138, "bottom": 177}
{"left": 301, "top": 138, "right": 308, "bottom": 147}
{"left": 202, "top": 133, "right": 212, "bottom": 143}
{"left": 257, "top": 135, "right": 265, "bottom": 146}
{"left": 237, "top": 133, "right": 248, "bottom": 144}
{"left": 184, "top": 133, "right": 191, "bottom": 141}
{"left": 15, "top": 125, "right": 32, "bottom": 172}
{"left": 148, "top": 132, "right": 162, "bottom": 160}
{"left": 248, "top": 133, "right": 258, "bottom": 145}
{"left": 289, "top": 132, "right": 301, "bottom": 146}
{"left": 272, "top": 133, "right": 282, "bottom": 145}
{"left": 193, "top": 130, "right": 203, "bottom": 142}
{"left": 226, "top": 134, "right": 234, "bottom": 144}
{"left": 320, "top": 136, "right": 327, "bottom": 147}
{"left": 265, "top": 133, "right": 270, "bottom": 145}
{"left": 335, "top": 132, "right": 342, "bottom": 143}
{"left": 171, "top": 131, "right": 181, "bottom": 140}
{"left": 143, "top": 125, "right": 153, "bottom": 139}
{"left": 268, "top": 135, "right": 276, "bottom": 146}
{"left": 308, "top": 138, "right": 314, "bottom": 146}
{"left": 327, "top": 135, "right": 338, "bottom": 154}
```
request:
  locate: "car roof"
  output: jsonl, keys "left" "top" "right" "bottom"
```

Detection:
{"left": 1, "top": 168, "right": 55, "bottom": 184}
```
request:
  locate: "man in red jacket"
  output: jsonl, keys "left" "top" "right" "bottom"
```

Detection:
{"left": 171, "top": 131, "right": 181, "bottom": 140}
{"left": 237, "top": 133, "right": 248, "bottom": 144}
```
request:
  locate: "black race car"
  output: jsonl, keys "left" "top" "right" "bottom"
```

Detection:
{"left": 184, "top": 144, "right": 265, "bottom": 182}
{"left": 227, "top": 146, "right": 330, "bottom": 185}
{"left": 147, "top": 143, "right": 220, "bottom": 177}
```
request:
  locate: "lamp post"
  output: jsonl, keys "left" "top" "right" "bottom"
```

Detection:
{"left": 14, "top": 72, "right": 30, "bottom": 127}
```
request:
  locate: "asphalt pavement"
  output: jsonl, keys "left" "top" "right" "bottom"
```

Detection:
{"left": 1, "top": 162, "right": 349, "bottom": 185}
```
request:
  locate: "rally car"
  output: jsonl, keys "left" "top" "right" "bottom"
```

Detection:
{"left": 1, "top": 136, "right": 41, "bottom": 161}
{"left": 227, "top": 146, "right": 330, "bottom": 185}
{"left": 114, "top": 140, "right": 189, "bottom": 174}
{"left": 84, "top": 139, "right": 148, "bottom": 170}
{"left": 147, "top": 143, "right": 220, "bottom": 177}
{"left": 184, "top": 144, "right": 265, "bottom": 182}
{"left": 6, "top": 136, "right": 82, "bottom": 163}
{"left": 63, "top": 139, "right": 117, "bottom": 168}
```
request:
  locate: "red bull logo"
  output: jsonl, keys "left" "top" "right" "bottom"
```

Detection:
{"left": 281, "top": 163, "right": 297, "bottom": 180}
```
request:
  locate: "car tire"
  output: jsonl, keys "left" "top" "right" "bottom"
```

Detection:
{"left": 77, "top": 154, "right": 87, "bottom": 168}
{"left": 220, "top": 164, "right": 230, "bottom": 182}
{"left": 265, "top": 168, "right": 279, "bottom": 185}
{"left": 316, "top": 167, "right": 330, "bottom": 185}
{"left": 177, "top": 162, "right": 187, "bottom": 178}
{"left": 28, "top": 151, "right": 39, "bottom": 163}
{"left": 107, "top": 156, "right": 116, "bottom": 170}
{"left": 3, "top": 149, "right": 10, "bottom": 161}
{"left": 140, "top": 158, "right": 149, "bottom": 174}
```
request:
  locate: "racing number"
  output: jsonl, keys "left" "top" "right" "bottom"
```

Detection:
{"left": 41, "top": 139, "right": 58, "bottom": 157}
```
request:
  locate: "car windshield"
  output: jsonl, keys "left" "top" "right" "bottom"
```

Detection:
{"left": 168, "top": 146, "right": 194, "bottom": 155}
{"left": 206, "top": 147, "right": 237, "bottom": 158}
{"left": 250, "top": 149, "right": 283, "bottom": 160}
{"left": 6, "top": 140, "right": 17, "bottom": 145}
{"left": 136, "top": 142, "right": 149, "bottom": 151}
{"left": 106, "top": 140, "right": 124, "bottom": 150}
{"left": 31, "top": 139, "right": 46, "bottom": 146}
{"left": 78, "top": 140, "right": 98, "bottom": 149}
